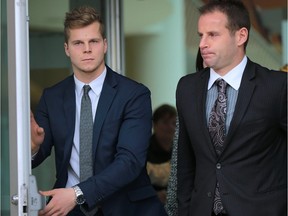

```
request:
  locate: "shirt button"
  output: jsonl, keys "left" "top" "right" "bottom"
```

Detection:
{"left": 207, "top": 192, "right": 212, "bottom": 197}
{"left": 216, "top": 163, "right": 221, "bottom": 169}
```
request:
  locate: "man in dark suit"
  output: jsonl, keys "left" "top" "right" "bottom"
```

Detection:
{"left": 31, "top": 6, "right": 167, "bottom": 216}
{"left": 176, "top": 1, "right": 287, "bottom": 216}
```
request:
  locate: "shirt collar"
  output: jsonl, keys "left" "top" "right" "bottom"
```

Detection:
{"left": 74, "top": 67, "right": 107, "bottom": 97}
{"left": 208, "top": 56, "right": 247, "bottom": 90}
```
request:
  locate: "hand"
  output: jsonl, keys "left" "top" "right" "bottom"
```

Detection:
{"left": 30, "top": 111, "right": 45, "bottom": 154}
{"left": 157, "top": 190, "right": 167, "bottom": 204}
{"left": 146, "top": 161, "right": 170, "bottom": 186}
{"left": 38, "top": 188, "right": 76, "bottom": 216}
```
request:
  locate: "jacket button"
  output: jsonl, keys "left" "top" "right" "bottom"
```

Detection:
{"left": 216, "top": 163, "right": 221, "bottom": 169}
{"left": 207, "top": 192, "right": 212, "bottom": 197}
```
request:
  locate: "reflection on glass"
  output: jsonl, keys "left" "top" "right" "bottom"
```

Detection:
{"left": 1, "top": 0, "right": 10, "bottom": 215}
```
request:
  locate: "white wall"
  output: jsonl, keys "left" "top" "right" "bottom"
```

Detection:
{"left": 125, "top": 0, "right": 186, "bottom": 110}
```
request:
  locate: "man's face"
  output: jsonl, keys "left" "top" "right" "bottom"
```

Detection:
{"left": 64, "top": 22, "right": 107, "bottom": 79}
{"left": 198, "top": 11, "right": 240, "bottom": 75}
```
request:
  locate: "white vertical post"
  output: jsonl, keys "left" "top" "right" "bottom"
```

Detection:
{"left": 105, "top": 0, "right": 125, "bottom": 74}
{"left": 7, "top": 0, "right": 31, "bottom": 215}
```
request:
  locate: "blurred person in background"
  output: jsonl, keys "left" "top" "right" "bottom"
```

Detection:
{"left": 147, "top": 104, "right": 177, "bottom": 205}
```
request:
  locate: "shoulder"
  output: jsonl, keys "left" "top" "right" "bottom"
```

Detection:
{"left": 41, "top": 75, "right": 74, "bottom": 96}
{"left": 178, "top": 68, "right": 208, "bottom": 85}
{"left": 247, "top": 59, "right": 287, "bottom": 83}
{"left": 176, "top": 68, "right": 209, "bottom": 94}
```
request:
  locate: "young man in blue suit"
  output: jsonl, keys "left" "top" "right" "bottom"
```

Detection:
{"left": 176, "top": 1, "right": 287, "bottom": 216}
{"left": 31, "top": 6, "right": 167, "bottom": 216}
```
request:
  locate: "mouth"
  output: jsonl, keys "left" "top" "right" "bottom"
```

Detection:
{"left": 201, "top": 52, "right": 212, "bottom": 57}
{"left": 201, "top": 52, "right": 214, "bottom": 61}
{"left": 82, "top": 58, "right": 94, "bottom": 62}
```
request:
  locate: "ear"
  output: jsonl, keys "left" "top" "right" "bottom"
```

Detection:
{"left": 64, "top": 43, "right": 70, "bottom": 57}
{"left": 237, "top": 27, "right": 248, "bottom": 47}
{"left": 103, "top": 38, "right": 108, "bottom": 54}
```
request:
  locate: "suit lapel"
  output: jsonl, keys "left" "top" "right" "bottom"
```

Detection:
{"left": 63, "top": 76, "right": 76, "bottom": 163}
{"left": 92, "top": 67, "right": 117, "bottom": 157}
{"left": 61, "top": 71, "right": 118, "bottom": 169}
{"left": 198, "top": 69, "right": 218, "bottom": 157}
{"left": 223, "top": 60, "right": 256, "bottom": 151}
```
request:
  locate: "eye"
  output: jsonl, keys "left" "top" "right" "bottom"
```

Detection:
{"left": 74, "top": 41, "right": 82, "bottom": 46}
{"left": 90, "top": 39, "right": 98, "bottom": 44}
{"left": 209, "top": 32, "right": 218, "bottom": 37}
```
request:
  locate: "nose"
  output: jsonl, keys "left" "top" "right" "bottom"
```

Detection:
{"left": 199, "top": 36, "right": 207, "bottom": 49}
{"left": 84, "top": 43, "right": 92, "bottom": 53}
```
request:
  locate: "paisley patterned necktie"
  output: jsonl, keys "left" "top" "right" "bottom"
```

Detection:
{"left": 208, "top": 78, "right": 227, "bottom": 215}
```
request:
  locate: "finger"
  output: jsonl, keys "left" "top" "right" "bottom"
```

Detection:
{"left": 38, "top": 204, "right": 55, "bottom": 216}
{"left": 37, "top": 127, "right": 45, "bottom": 135}
{"left": 30, "top": 111, "right": 36, "bottom": 123}
{"left": 39, "top": 190, "right": 54, "bottom": 197}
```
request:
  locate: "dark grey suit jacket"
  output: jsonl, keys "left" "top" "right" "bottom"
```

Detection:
{"left": 176, "top": 59, "right": 287, "bottom": 216}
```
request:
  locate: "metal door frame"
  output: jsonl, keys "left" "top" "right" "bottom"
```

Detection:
{"left": 7, "top": 0, "right": 31, "bottom": 215}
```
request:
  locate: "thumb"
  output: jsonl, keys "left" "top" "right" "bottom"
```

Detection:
{"left": 37, "top": 127, "right": 45, "bottom": 135}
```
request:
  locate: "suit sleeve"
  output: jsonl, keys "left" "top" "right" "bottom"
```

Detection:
{"left": 79, "top": 84, "right": 152, "bottom": 208}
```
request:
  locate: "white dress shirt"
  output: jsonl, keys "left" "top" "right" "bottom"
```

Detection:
{"left": 65, "top": 68, "right": 106, "bottom": 188}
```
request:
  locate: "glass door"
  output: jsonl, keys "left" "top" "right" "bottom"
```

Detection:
{"left": 1, "top": 0, "right": 124, "bottom": 215}
{"left": 7, "top": 0, "right": 32, "bottom": 215}
{"left": 1, "top": 0, "right": 43, "bottom": 215}
{"left": 1, "top": 0, "right": 10, "bottom": 215}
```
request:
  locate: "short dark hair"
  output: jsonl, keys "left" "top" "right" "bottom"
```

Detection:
{"left": 153, "top": 104, "right": 177, "bottom": 123}
{"left": 199, "top": 0, "right": 250, "bottom": 49}
{"left": 196, "top": 48, "right": 204, "bottom": 71}
{"left": 64, "top": 6, "right": 105, "bottom": 43}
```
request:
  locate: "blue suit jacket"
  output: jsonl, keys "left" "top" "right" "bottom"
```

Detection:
{"left": 32, "top": 66, "right": 167, "bottom": 216}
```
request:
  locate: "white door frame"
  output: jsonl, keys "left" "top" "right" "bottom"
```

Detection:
{"left": 7, "top": 0, "right": 31, "bottom": 215}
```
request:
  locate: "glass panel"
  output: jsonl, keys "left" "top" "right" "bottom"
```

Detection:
{"left": 1, "top": 0, "right": 10, "bottom": 215}
{"left": 29, "top": 0, "right": 70, "bottom": 191}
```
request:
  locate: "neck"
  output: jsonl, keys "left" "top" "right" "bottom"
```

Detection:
{"left": 74, "top": 65, "right": 105, "bottom": 84}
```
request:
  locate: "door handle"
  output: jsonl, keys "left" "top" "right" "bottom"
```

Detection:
{"left": 10, "top": 175, "right": 46, "bottom": 215}
{"left": 11, "top": 194, "right": 19, "bottom": 205}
